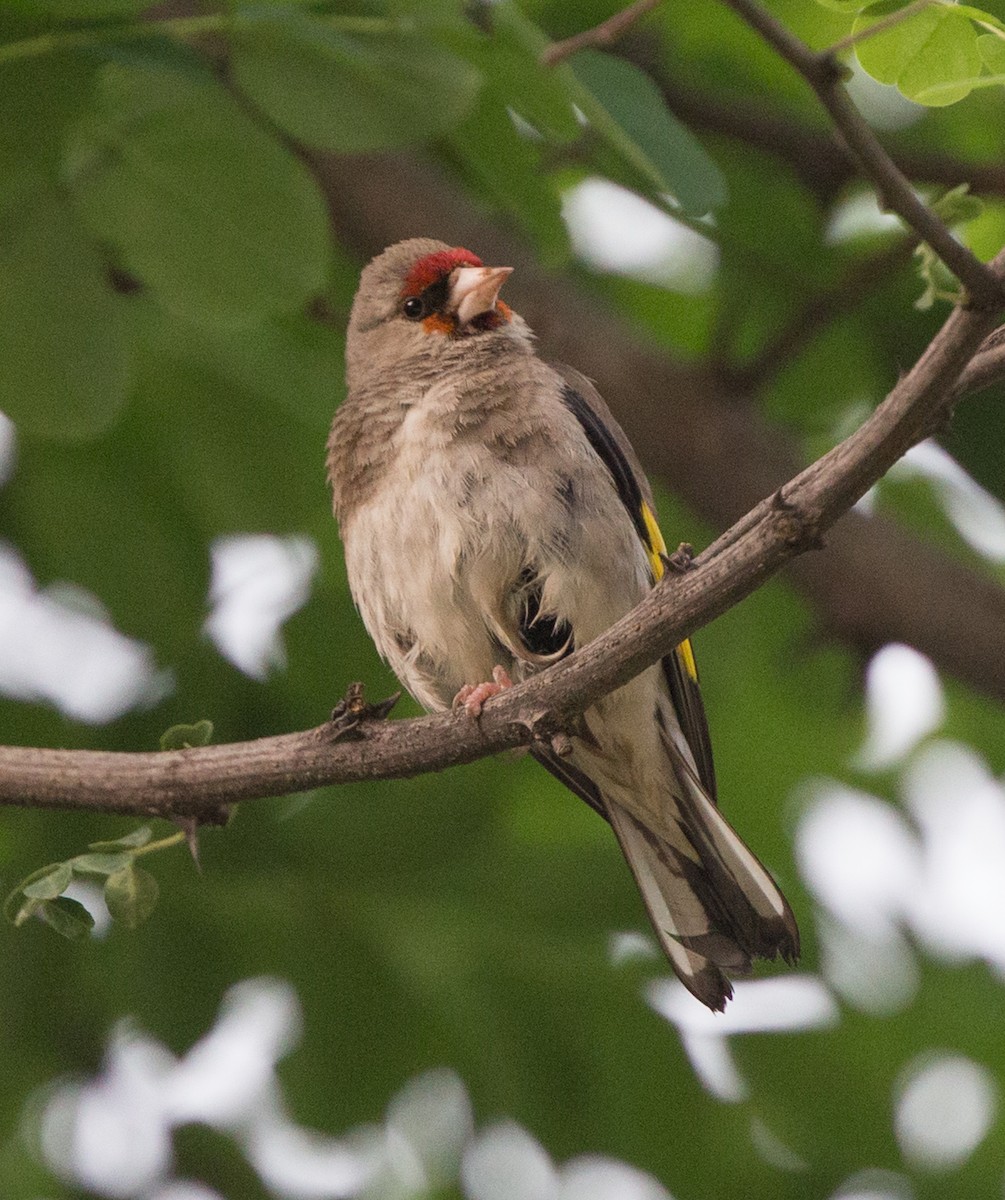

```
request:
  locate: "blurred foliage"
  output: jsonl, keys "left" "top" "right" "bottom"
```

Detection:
{"left": 0, "top": 1, "right": 1004, "bottom": 1199}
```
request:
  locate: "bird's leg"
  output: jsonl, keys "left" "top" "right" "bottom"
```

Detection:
{"left": 453, "top": 665, "right": 514, "bottom": 718}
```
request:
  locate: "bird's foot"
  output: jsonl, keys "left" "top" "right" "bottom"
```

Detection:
{"left": 453, "top": 665, "right": 514, "bottom": 718}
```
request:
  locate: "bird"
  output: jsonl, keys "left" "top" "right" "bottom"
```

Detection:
{"left": 327, "top": 238, "right": 799, "bottom": 1010}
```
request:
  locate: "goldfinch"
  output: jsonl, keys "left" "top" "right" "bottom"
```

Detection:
{"left": 327, "top": 239, "right": 798, "bottom": 1009}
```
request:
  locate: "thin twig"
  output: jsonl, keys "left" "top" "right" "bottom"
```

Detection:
{"left": 721, "top": 0, "right": 1004, "bottom": 309}
{"left": 826, "top": 0, "right": 935, "bottom": 58}
{"left": 653, "top": 72, "right": 1005, "bottom": 204}
{"left": 542, "top": 0, "right": 663, "bottom": 66}
{"left": 954, "top": 325, "right": 1005, "bottom": 396}
{"left": 1, "top": 254, "right": 1001, "bottom": 819}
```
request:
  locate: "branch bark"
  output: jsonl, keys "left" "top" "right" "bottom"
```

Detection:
{"left": 310, "top": 149, "right": 1005, "bottom": 698}
{"left": 542, "top": 0, "right": 663, "bottom": 65}
{"left": 721, "top": 0, "right": 1005, "bottom": 309}
{"left": 1, "top": 245, "right": 1001, "bottom": 817}
{"left": 652, "top": 71, "right": 1005, "bottom": 206}
{"left": 3, "top": 6, "right": 1005, "bottom": 820}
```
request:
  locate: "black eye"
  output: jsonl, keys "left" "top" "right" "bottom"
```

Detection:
{"left": 402, "top": 296, "right": 425, "bottom": 320}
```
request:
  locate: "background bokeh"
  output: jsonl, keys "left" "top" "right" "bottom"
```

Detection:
{"left": 2, "top": 1, "right": 1005, "bottom": 1197}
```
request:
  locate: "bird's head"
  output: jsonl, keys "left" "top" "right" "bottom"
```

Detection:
{"left": 346, "top": 239, "right": 527, "bottom": 391}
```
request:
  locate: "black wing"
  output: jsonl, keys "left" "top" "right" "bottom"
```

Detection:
{"left": 555, "top": 366, "right": 717, "bottom": 801}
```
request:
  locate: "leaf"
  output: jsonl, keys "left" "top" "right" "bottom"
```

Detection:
{"left": 104, "top": 864, "right": 159, "bottom": 928}
{"left": 978, "top": 31, "right": 1005, "bottom": 71}
{"left": 68, "top": 62, "right": 330, "bottom": 325}
{"left": 160, "top": 719, "right": 214, "bottom": 751}
{"left": 11, "top": 0, "right": 149, "bottom": 15}
{"left": 814, "top": 0, "right": 886, "bottom": 10}
{"left": 914, "top": 241, "right": 960, "bottom": 309}
{"left": 0, "top": 175, "right": 130, "bottom": 439}
{"left": 464, "top": 2, "right": 580, "bottom": 143}
{"left": 930, "top": 182, "right": 984, "bottom": 226}
{"left": 0, "top": 47, "right": 96, "bottom": 178}
{"left": 88, "top": 825, "right": 153, "bottom": 852}
{"left": 448, "top": 97, "right": 570, "bottom": 266}
{"left": 37, "top": 897, "right": 95, "bottom": 941}
{"left": 855, "top": 2, "right": 983, "bottom": 106}
{"left": 231, "top": 12, "right": 482, "bottom": 152}
{"left": 569, "top": 50, "right": 727, "bottom": 216}
{"left": 70, "top": 852, "right": 133, "bottom": 876}
{"left": 8, "top": 898, "right": 42, "bottom": 928}
{"left": 21, "top": 862, "right": 73, "bottom": 900}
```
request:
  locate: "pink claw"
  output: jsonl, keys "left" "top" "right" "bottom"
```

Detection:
{"left": 453, "top": 665, "right": 514, "bottom": 718}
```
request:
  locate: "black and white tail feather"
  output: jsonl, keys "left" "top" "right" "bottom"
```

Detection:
{"left": 534, "top": 698, "right": 798, "bottom": 1011}
{"left": 536, "top": 366, "right": 799, "bottom": 1011}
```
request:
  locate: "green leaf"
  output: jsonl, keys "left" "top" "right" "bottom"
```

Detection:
{"left": 8, "top": 0, "right": 149, "bottom": 15}
{"left": 7, "top": 898, "right": 42, "bottom": 928}
{"left": 68, "top": 62, "right": 330, "bottom": 325}
{"left": 930, "top": 182, "right": 984, "bottom": 226}
{"left": 88, "top": 825, "right": 153, "bottom": 852}
{"left": 914, "top": 241, "right": 960, "bottom": 309}
{"left": 0, "top": 175, "right": 130, "bottom": 439}
{"left": 448, "top": 97, "right": 570, "bottom": 266}
{"left": 955, "top": 4, "right": 1005, "bottom": 38}
{"left": 978, "top": 31, "right": 1005, "bottom": 71}
{"left": 814, "top": 0, "right": 886, "bottom": 10}
{"left": 104, "top": 864, "right": 159, "bottom": 929}
{"left": 37, "top": 897, "right": 95, "bottom": 941}
{"left": 231, "top": 12, "right": 481, "bottom": 153}
{"left": 70, "top": 852, "right": 133, "bottom": 876}
{"left": 855, "top": 2, "right": 983, "bottom": 105}
{"left": 160, "top": 719, "right": 214, "bottom": 751}
{"left": 3, "top": 870, "right": 46, "bottom": 923}
{"left": 0, "top": 50, "right": 96, "bottom": 177}
{"left": 464, "top": 2, "right": 580, "bottom": 143}
{"left": 21, "top": 862, "right": 73, "bottom": 900}
{"left": 569, "top": 50, "right": 727, "bottom": 216}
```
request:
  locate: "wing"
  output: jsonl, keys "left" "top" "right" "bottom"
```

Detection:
{"left": 553, "top": 364, "right": 717, "bottom": 800}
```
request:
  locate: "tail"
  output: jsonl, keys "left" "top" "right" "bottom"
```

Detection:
{"left": 533, "top": 738, "right": 799, "bottom": 1011}
{"left": 607, "top": 783, "right": 799, "bottom": 1010}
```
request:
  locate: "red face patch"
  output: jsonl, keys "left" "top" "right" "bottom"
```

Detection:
{"left": 401, "top": 247, "right": 482, "bottom": 296}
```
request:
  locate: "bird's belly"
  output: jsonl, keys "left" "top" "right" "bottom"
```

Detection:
{"left": 342, "top": 455, "right": 520, "bottom": 709}
{"left": 341, "top": 421, "right": 652, "bottom": 713}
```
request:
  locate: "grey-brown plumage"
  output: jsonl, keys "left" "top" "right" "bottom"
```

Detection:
{"left": 327, "top": 239, "right": 798, "bottom": 1010}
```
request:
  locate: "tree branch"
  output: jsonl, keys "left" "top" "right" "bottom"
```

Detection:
{"left": 541, "top": 0, "right": 663, "bottom": 66}
{"left": 720, "top": 0, "right": 1005, "bottom": 309}
{"left": 651, "top": 71, "right": 1005, "bottom": 208}
{"left": 4, "top": 6, "right": 1005, "bottom": 820}
{"left": 318, "top": 146, "right": 1005, "bottom": 690}
{"left": 956, "top": 325, "right": 1005, "bottom": 397}
{"left": 1, "top": 251, "right": 1001, "bottom": 818}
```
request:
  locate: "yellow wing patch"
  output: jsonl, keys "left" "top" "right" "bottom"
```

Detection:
{"left": 641, "top": 501, "right": 667, "bottom": 580}
{"left": 676, "top": 637, "right": 698, "bottom": 683}
{"left": 641, "top": 501, "right": 698, "bottom": 684}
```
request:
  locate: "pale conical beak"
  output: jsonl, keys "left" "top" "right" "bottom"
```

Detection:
{"left": 447, "top": 265, "right": 513, "bottom": 327}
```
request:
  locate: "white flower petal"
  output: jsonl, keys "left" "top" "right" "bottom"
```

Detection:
{"left": 893, "top": 442, "right": 1005, "bottom": 563}
{"left": 795, "top": 782, "right": 922, "bottom": 937}
{"left": 384, "top": 1069, "right": 473, "bottom": 1192}
{"left": 164, "top": 978, "right": 301, "bottom": 1128}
